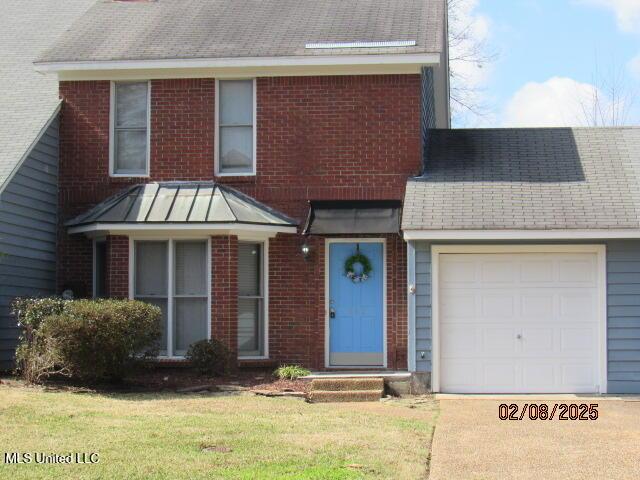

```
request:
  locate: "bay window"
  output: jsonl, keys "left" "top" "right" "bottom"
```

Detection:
{"left": 133, "top": 239, "right": 209, "bottom": 357}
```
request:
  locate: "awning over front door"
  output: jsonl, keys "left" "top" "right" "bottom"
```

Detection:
{"left": 303, "top": 200, "right": 401, "bottom": 235}
{"left": 66, "top": 182, "right": 298, "bottom": 236}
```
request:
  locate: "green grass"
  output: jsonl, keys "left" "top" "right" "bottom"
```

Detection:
{"left": 0, "top": 385, "right": 437, "bottom": 479}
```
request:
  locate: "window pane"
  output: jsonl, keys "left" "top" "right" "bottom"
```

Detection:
{"left": 94, "top": 241, "right": 107, "bottom": 298}
{"left": 135, "top": 241, "right": 168, "bottom": 296}
{"left": 238, "top": 243, "right": 260, "bottom": 296}
{"left": 175, "top": 241, "right": 207, "bottom": 296}
{"left": 115, "top": 130, "right": 147, "bottom": 173}
{"left": 219, "top": 126, "right": 253, "bottom": 172}
{"left": 138, "top": 297, "right": 168, "bottom": 356}
{"left": 174, "top": 298, "right": 208, "bottom": 356}
{"left": 219, "top": 80, "right": 253, "bottom": 125}
{"left": 238, "top": 298, "right": 262, "bottom": 356}
{"left": 116, "top": 82, "right": 147, "bottom": 128}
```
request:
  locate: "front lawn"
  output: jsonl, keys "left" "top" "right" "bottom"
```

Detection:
{"left": 0, "top": 384, "right": 437, "bottom": 479}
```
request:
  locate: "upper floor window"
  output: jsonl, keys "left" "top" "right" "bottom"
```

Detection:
{"left": 110, "top": 81, "right": 150, "bottom": 176}
{"left": 216, "top": 79, "right": 256, "bottom": 176}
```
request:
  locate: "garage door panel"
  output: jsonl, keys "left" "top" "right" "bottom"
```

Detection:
{"left": 440, "top": 292, "right": 476, "bottom": 318}
{"left": 441, "top": 325, "right": 479, "bottom": 356}
{"left": 441, "top": 360, "right": 479, "bottom": 390}
{"left": 521, "top": 293, "right": 555, "bottom": 318}
{"left": 481, "top": 260, "right": 516, "bottom": 283}
{"left": 438, "top": 251, "right": 602, "bottom": 394}
{"left": 559, "top": 292, "right": 597, "bottom": 320}
{"left": 561, "top": 364, "right": 596, "bottom": 390}
{"left": 558, "top": 258, "right": 597, "bottom": 284}
{"left": 521, "top": 363, "right": 556, "bottom": 391}
{"left": 483, "top": 327, "right": 519, "bottom": 355}
{"left": 481, "top": 293, "right": 515, "bottom": 318}
{"left": 483, "top": 363, "right": 518, "bottom": 392}
{"left": 520, "top": 260, "right": 554, "bottom": 283}
{"left": 560, "top": 327, "right": 596, "bottom": 353}
{"left": 520, "top": 327, "right": 554, "bottom": 354}
{"left": 440, "top": 258, "right": 477, "bottom": 284}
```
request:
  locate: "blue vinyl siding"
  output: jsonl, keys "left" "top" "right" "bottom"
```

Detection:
{"left": 412, "top": 240, "right": 640, "bottom": 393}
{"left": 0, "top": 116, "right": 59, "bottom": 370}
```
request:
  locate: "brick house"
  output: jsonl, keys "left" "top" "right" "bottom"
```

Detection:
{"left": 35, "top": 0, "right": 450, "bottom": 372}
{"left": 29, "top": 0, "right": 640, "bottom": 394}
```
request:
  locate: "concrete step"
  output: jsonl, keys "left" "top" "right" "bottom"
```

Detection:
{"left": 310, "top": 377, "right": 384, "bottom": 392}
{"left": 308, "top": 389, "right": 383, "bottom": 403}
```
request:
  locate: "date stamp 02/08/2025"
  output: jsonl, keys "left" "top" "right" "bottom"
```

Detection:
{"left": 498, "top": 403, "right": 599, "bottom": 421}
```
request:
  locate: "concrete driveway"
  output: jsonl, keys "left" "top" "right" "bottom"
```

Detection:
{"left": 429, "top": 395, "right": 640, "bottom": 480}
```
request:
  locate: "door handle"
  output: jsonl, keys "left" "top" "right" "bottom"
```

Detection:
{"left": 330, "top": 307, "right": 336, "bottom": 319}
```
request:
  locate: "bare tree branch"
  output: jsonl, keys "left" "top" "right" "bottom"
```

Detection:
{"left": 448, "top": 0, "right": 498, "bottom": 125}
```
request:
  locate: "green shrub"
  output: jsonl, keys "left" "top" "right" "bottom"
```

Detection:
{"left": 274, "top": 365, "right": 311, "bottom": 380}
{"left": 185, "top": 339, "right": 231, "bottom": 376}
{"left": 12, "top": 297, "right": 69, "bottom": 383}
{"left": 41, "top": 299, "right": 162, "bottom": 382}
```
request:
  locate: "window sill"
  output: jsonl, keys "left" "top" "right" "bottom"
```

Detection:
{"left": 110, "top": 173, "right": 150, "bottom": 178}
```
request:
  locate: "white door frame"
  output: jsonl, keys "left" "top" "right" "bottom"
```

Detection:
{"left": 325, "top": 238, "right": 387, "bottom": 369}
{"left": 430, "top": 244, "right": 608, "bottom": 393}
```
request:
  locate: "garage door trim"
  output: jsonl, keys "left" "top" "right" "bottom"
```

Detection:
{"left": 431, "top": 244, "right": 607, "bottom": 393}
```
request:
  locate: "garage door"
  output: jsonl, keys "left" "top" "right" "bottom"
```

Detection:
{"left": 437, "top": 251, "right": 603, "bottom": 393}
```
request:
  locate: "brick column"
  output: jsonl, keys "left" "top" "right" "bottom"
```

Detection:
{"left": 211, "top": 235, "right": 238, "bottom": 358}
{"left": 106, "top": 235, "right": 129, "bottom": 299}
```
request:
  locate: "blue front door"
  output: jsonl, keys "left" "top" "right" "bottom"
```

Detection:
{"left": 329, "top": 242, "right": 384, "bottom": 366}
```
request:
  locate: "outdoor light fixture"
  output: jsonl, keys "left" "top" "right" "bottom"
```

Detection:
{"left": 301, "top": 241, "right": 312, "bottom": 260}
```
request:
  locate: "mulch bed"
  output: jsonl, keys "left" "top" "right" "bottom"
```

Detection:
{"left": 0, "top": 368, "right": 309, "bottom": 394}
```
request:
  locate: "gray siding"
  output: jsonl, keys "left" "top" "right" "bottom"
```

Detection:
{"left": 606, "top": 240, "right": 640, "bottom": 393}
{"left": 412, "top": 240, "right": 640, "bottom": 393}
{"left": 414, "top": 242, "right": 431, "bottom": 372}
{"left": 0, "top": 116, "right": 59, "bottom": 370}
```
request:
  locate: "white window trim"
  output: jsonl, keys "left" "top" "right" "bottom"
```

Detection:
{"left": 129, "top": 237, "right": 212, "bottom": 359}
{"left": 109, "top": 80, "right": 151, "bottom": 178}
{"left": 324, "top": 238, "right": 387, "bottom": 369}
{"left": 238, "top": 240, "right": 269, "bottom": 360}
{"left": 214, "top": 78, "right": 257, "bottom": 177}
{"left": 429, "top": 244, "right": 608, "bottom": 394}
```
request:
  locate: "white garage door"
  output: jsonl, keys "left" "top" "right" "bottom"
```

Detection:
{"left": 437, "top": 251, "right": 603, "bottom": 393}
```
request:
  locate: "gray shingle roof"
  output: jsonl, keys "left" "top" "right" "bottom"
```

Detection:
{"left": 0, "top": 0, "right": 96, "bottom": 192}
{"left": 66, "top": 182, "right": 298, "bottom": 229}
{"left": 36, "top": 0, "right": 444, "bottom": 64}
{"left": 403, "top": 127, "right": 640, "bottom": 231}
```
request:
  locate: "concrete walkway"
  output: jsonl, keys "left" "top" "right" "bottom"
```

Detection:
{"left": 429, "top": 396, "right": 640, "bottom": 480}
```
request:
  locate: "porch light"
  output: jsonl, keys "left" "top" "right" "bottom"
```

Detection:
{"left": 301, "top": 241, "right": 312, "bottom": 261}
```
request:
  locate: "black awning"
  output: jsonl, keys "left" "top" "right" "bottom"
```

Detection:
{"left": 303, "top": 200, "right": 402, "bottom": 235}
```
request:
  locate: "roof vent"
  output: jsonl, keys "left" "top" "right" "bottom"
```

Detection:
{"left": 305, "top": 40, "right": 416, "bottom": 49}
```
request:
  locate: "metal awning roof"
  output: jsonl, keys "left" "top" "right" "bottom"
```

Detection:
{"left": 66, "top": 182, "right": 298, "bottom": 235}
{"left": 303, "top": 200, "right": 401, "bottom": 235}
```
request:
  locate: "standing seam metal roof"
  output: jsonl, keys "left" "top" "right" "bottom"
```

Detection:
{"left": 65, "top": 182, "right": 298, "bottom": 228}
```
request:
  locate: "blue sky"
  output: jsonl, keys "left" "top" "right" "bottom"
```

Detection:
{"left": 453, "top": 0, "right": 640, "bottom": 127}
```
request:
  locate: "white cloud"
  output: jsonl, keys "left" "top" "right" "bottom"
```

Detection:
{"left": 502, "top": 77, "right": 601, "bottom": 127}
{"left": 577, "top": 0, "right": 640, "bottom": 33}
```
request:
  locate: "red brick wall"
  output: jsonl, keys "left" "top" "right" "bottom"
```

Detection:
{"left": 106, "top": 236, "right": 129, "bottom": 298}
{"left": 57, "top": 74, "right": 420, "bottom": 369}
{"left": 211, "top": 236, "right": 239, "bottom": 359}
